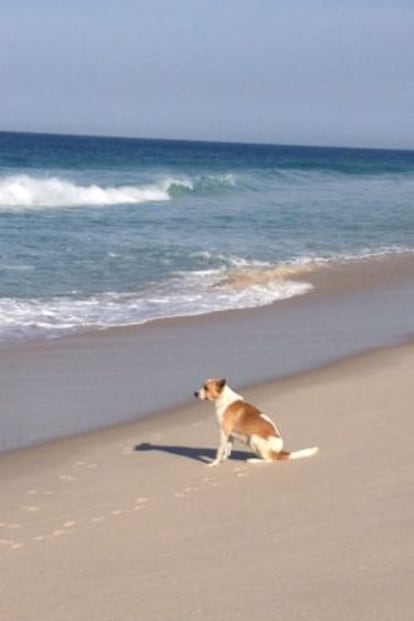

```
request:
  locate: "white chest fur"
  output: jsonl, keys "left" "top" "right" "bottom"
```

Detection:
{"left": 214, "top": 385, "right": 244, "bottom": 423}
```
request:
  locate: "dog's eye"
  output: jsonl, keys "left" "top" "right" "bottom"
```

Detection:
{"left": 203, "top": 384, "right": 208, "bottom": 391}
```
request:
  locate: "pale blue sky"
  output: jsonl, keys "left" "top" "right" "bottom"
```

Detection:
{"left": 1, "top": 0, "right": 413, "bottom": 148}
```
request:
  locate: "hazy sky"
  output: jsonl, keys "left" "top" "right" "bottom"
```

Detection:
{"left": 1, "top": 0, "right": 413, "bottom": 148}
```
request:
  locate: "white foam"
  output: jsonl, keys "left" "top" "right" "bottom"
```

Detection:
{"left": 0, "top": 270, "right": 313, "bottom": 342}
{"left": 0, "top": 175, "right": 173, "bottom": 209}
{"left": 4, "top": 248, "right": 412, "bottom": 343}
{"left": 0, "top": 173, "right": 236, "bottom": 210}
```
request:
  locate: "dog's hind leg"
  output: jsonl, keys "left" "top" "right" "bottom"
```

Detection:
{"left": 247, "top": 435, "right": 272, "bottom": 463}
{"left": 247, "top": 435, "right": 284, "bottom": 464}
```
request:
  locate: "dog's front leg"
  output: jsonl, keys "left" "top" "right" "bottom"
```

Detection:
{"left": 208, "top": 431, "right": 232, "bottom": 467}
{"left": 223, "top": 434, "right": 234, "bottom": 460}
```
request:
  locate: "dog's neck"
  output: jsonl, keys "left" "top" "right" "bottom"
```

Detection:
{"left": 214, "top": 384, "right": 243, "bottom": 418}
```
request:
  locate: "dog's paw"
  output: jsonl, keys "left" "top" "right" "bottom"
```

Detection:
{"left": 206, "top": 460, "right": 219, "bottom": 468}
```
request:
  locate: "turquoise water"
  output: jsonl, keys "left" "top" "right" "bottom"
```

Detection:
{"left": 0, "top": 131, "right": 413, "bottom": 342}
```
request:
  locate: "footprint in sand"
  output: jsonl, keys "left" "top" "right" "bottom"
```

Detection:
{"left": 1, "top": 539, "right": 23, "bottom": 551}
{"left": 20, "top": 505, "right": 41, "bottom": 512}
{"left": 173, "top": 487, "right": 199, "bottom": 499}
{"left": 35, "top": 522, "right": 75, "bottom": 542}
{"left": 58, "top": 474, "right": 77, "bottom": 482}
{"left": 0, "top": 524, "right": 21, "bottom": 539}
{"left": 132, "top": 497, "right": 149, "bottom": 511}
{"left": 135, "top": 497, "right": 148, "bottom": 505}
{"left": 233, "top": 466, "right": 248, "bottom": 477}
{"left": 26, "top": 488, "right": 54, "bottom": 499}
{"left": 73, "top": 460, "right": 98, "bottom": 470}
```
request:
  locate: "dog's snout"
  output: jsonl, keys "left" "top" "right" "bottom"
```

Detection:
{"left": 194, "top": 391, "right": 199, "bottom": 398}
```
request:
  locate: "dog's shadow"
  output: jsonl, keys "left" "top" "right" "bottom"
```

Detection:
{"left": 134, "top": 442, "right": 251, "bottom": 464}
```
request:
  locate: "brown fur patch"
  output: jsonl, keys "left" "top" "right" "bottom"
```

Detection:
{"left": 270, "top": 450, "right": 291, "bottom": 461}
{"left": 223, "top": 400, "right": 280, "bottom": 438}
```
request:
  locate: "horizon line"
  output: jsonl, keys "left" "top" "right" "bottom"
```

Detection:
{"left": 1, "top": 127, "right": 413, "bottom": 155}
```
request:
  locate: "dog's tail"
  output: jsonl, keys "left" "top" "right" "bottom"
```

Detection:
{"left": 275, "top": 446, "right": 319, "bottom": 460}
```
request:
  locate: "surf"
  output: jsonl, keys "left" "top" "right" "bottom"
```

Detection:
{"left": 0, "top": 173, "right": 237, "bottom": 210}
{"left": 0, "top": 174, "right": 174, "bottom": 209}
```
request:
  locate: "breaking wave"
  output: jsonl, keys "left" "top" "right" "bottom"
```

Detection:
{"left": 0, "top": 173, "right": 236, "bottom": 209}
{"left": 214, "top": 262, "right": 317, "bottom": 290}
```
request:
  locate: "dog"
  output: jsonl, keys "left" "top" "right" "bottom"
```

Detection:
{"left": 194, "top": 378, "right": 318, "bottom": 467}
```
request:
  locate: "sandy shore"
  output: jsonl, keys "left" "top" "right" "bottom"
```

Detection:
{"left": 2, "top": 252, "right": 414, "bottom": 453}
{"left": 1, "top": 342, "right": 413, "bottom": 620}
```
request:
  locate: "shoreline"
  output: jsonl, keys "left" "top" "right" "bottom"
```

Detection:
{"left": 1, "top": 341, "right": 413, "bottom": 620}
{"left": 1, "top": 337, "right": 412, "bottom": 462}
{"left": 1, "top": 251, "right": 414, "bottom": 453}
{"left": 1, "top": 249, "right": 414, "bottom": 351}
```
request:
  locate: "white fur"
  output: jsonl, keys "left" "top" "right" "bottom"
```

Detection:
{"left": 287, "top": 447, "right": 319, "bottom": 460}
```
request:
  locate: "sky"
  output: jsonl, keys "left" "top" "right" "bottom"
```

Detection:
{"left": 1, "top": 0, "right": 413, "bottom": 149}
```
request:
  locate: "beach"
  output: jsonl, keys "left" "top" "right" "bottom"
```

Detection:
{"left": 1, "top": 341, "right": 413, "bottom": 620}
{"left": 1, "top": 250, "right": 414, "bottom": 620}
{"left": 1, "top": 133, "right": 414, "bottom": 619}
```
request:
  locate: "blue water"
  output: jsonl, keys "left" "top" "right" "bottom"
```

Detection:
{"left": 0, "top": 131, "right": 413, "bottom": 342}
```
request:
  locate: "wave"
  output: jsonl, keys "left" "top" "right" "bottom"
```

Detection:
{"left": 168, "top": 173, "right": 236, "bottom": 195}
{"left": 0, "top": 174, "right": 170, "bottom": 209}
{"left": 2, "top": 166, "right": 412, "bottom": 210}
{"left": 6, "top": 250, "right": 411, "bottom": 344}
{"left": 0, "top": 260, "right": 313, "bottom": 342}
{"left": 0, "top": 173, "right": 236, "bottom": 209}
{"left": 213, "top": 262, "right": 317, "bottom": 290}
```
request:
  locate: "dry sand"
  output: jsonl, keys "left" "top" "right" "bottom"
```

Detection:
{"left": 1, "top": 342, "right": 413, "bottom": 620}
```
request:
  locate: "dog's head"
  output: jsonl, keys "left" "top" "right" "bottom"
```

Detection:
{"left": 194, "top": 378, "right": 226, "bottom": 401}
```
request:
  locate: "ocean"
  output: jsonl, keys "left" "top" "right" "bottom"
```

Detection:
{"left": 1, "top": 131, "right": 413, "bottom": 344}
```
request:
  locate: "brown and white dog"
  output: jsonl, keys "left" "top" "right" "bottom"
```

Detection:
{"left": 194, "top": 378, "right": 318, "bottom": 467}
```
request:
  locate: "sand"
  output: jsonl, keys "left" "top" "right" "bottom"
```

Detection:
{"left": 1, "top": 342, "right": 413, "bottom": 620}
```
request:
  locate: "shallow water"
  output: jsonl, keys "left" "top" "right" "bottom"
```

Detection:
{"left": 1, "top": 132, "right": 413, "bottom": 342}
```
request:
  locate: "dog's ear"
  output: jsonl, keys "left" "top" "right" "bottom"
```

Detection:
{"left": 218, "top": 378, "right": 226, "bottom": 390}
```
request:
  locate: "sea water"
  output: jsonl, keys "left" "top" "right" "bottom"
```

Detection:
{"left": 0, "top": 131, "right": 413, "bottom": 343}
